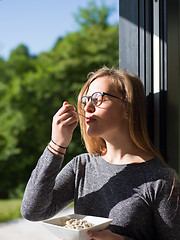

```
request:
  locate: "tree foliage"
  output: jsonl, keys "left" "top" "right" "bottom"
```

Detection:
{"left": 0, "top": 1, "right": 118, "bottom": 198}
{"left": 74, "top": 0, "right": 113, "bottom": 29}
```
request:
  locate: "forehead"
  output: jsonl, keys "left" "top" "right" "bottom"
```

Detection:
{"left": 87, "top": 76, "right": 113, "bottom": 95}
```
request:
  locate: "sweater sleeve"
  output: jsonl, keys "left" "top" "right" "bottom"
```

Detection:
{"left": 152, "top": 170, "right": 180, "bottom": 240}
{"left": 21, "top": 147, "right": 75, "bottom": 221}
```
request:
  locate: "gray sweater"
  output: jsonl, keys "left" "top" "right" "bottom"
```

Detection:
{"left": 21, "top": 148, "right": 180, "bottom": 240}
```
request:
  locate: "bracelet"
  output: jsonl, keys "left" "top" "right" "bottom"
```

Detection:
{"left": 48, "top": 144, "right": 66, "bottom": 155}
{"left": 51, "top": 139, "right": 67, "bottom": 149}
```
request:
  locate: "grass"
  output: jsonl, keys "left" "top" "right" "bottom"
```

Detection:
{"left": 0, "top": 199, "right": 22, "bottom": 223}
{"left": 0, "top": 200, "right": 74, "bottom": 223}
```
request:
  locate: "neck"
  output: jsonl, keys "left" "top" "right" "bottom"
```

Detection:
{"left": 101, "top": 134, "right": 153, "bottom": 165}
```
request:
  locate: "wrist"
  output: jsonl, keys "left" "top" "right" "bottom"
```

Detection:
{"left": 51, "top": 139, "right": 68, "bottom": 149}
{"left": 48, "top": 141, "right": 67, "bottom": 157}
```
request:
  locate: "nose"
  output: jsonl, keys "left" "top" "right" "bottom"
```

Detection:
{"left": 84, "top": 98, "right": 95, "bottom": 113}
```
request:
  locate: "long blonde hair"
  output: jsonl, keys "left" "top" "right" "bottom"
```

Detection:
{"left": 77, "top": 66, "right": 163, "bottom": 161}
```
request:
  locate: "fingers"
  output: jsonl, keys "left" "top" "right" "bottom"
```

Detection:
{"left": 56, "top": 111, "right": 78, "bottom": 126}
{"left": 53, "top": 101, "right": 78, "bottom": 127}
{"left": 87, "top": 230, "right": 112, "bottom": 240}
{"left": 87, "top": 230, "right": 101, "bottom": 239}
{"left": 51, "top": 101, "right": 78, "bottom": 147}
{"left": 55, "top": 101, "right": 76, "bottom": 117}
{"left": 87, "top": 230, "right": 126, "bottom": 240}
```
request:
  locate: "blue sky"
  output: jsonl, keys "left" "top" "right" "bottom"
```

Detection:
{"left": 0, "top": 0, "right": 119, "bottom": 59}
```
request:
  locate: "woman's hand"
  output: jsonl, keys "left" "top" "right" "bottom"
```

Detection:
{"left": 51, "top": 101, "right": 78, "bottom": 148}
{"left": 87, "top": 229, "right": 126, "bottom": 240}
{"left": 59, "top": 230, "right": 126, "bottom": 240}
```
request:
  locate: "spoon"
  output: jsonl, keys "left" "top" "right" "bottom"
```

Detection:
{"left": 77, "top": 113, "right": 88, "bottom": 119}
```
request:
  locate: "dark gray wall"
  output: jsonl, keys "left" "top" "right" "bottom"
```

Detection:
{"left": 119, "top": 0, "right": 180, "bottom": 173}
{"left": 166, "top": 0, "right": 180, "bottom": 173}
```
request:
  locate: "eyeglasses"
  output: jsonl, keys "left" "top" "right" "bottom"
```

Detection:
{"left": 80, "top": 91, "right": 123, "bottom": 110}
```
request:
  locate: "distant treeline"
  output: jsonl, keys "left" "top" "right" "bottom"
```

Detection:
{"left": 0, "top": 1, "right": 119, "bottom": 198}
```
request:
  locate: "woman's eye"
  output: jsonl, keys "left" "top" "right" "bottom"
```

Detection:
{"left": 81, "top": 98, "right": 88, "bottom": 107}
{"left": 93, "top": 98, "right": 98, "bottom": 104}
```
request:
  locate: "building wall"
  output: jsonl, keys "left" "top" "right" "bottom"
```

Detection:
{"left": 119, "top": 0, "right": 180, "bottom": 173}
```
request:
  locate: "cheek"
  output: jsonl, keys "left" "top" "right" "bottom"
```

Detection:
{"left": 106, "top": 108, "right": 128, "bottom": 131}
{"left": 85, "top": 106, "right": 126, "bottom": 137}
{"left": 104, "top": 107, "right": 124, "bottom": 123}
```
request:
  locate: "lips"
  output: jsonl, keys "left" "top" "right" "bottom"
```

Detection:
{"left": 85, "top": 117, "right": 96, "bottom": 124}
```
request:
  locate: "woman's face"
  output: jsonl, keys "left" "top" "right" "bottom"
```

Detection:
{"left": 83, "top": 76, "right": 129, "bottom": 140}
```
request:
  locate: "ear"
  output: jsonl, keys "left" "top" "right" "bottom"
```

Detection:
{"left": 123, "top": 104, "right": 129, "bottom": 120}
{"left": 124, "top": 110, "right": 129, "bottom": 120}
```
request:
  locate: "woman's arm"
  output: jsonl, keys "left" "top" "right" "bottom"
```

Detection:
{"left": 21, "top": 148, "right": 75, "bottom": 221}
{"left": 153, "top": 170, "right": 180, "bottom": 240}
{"left": 21, "top": 102, "right": 78, "bottom": 221}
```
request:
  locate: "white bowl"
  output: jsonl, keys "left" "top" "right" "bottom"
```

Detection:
{"left": 42, "top": 214, "right": 113, "bottom": 240}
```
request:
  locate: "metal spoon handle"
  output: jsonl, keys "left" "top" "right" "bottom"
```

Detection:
{"left": 77, "top": 113, "right": 88, "bottom": 119}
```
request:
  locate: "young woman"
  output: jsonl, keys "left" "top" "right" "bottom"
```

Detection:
{"left": 21, "top": 67, "right": 180, "bottom": 240}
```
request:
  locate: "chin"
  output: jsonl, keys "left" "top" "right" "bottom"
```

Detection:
{"left": 86, "top": 127, "right": 101, "bottom": 138}
{"left": 87, "top": 131, "right": 99, "bottom": 138}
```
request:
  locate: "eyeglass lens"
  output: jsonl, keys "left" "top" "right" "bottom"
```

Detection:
{"left": 81, "top": 92, "right": 103, "bottom": 110}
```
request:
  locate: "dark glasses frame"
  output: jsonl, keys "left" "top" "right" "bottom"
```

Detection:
{"left": 80, "top": 91, "right": 123, "bottom": 110}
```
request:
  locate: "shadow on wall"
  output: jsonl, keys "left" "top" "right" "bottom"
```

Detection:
{"left": 146, "top": 91, "right": 167, "bottom": 161}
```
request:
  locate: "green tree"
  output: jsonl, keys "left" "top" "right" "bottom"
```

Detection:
{"left": 0, "top": 0, "right": 119, "bottom": 198}
{"left": 9, "top": 44, "right": 30, "bottom": 58}
{"left": 74, "top": 0, "right": 113, "bottom": 29}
